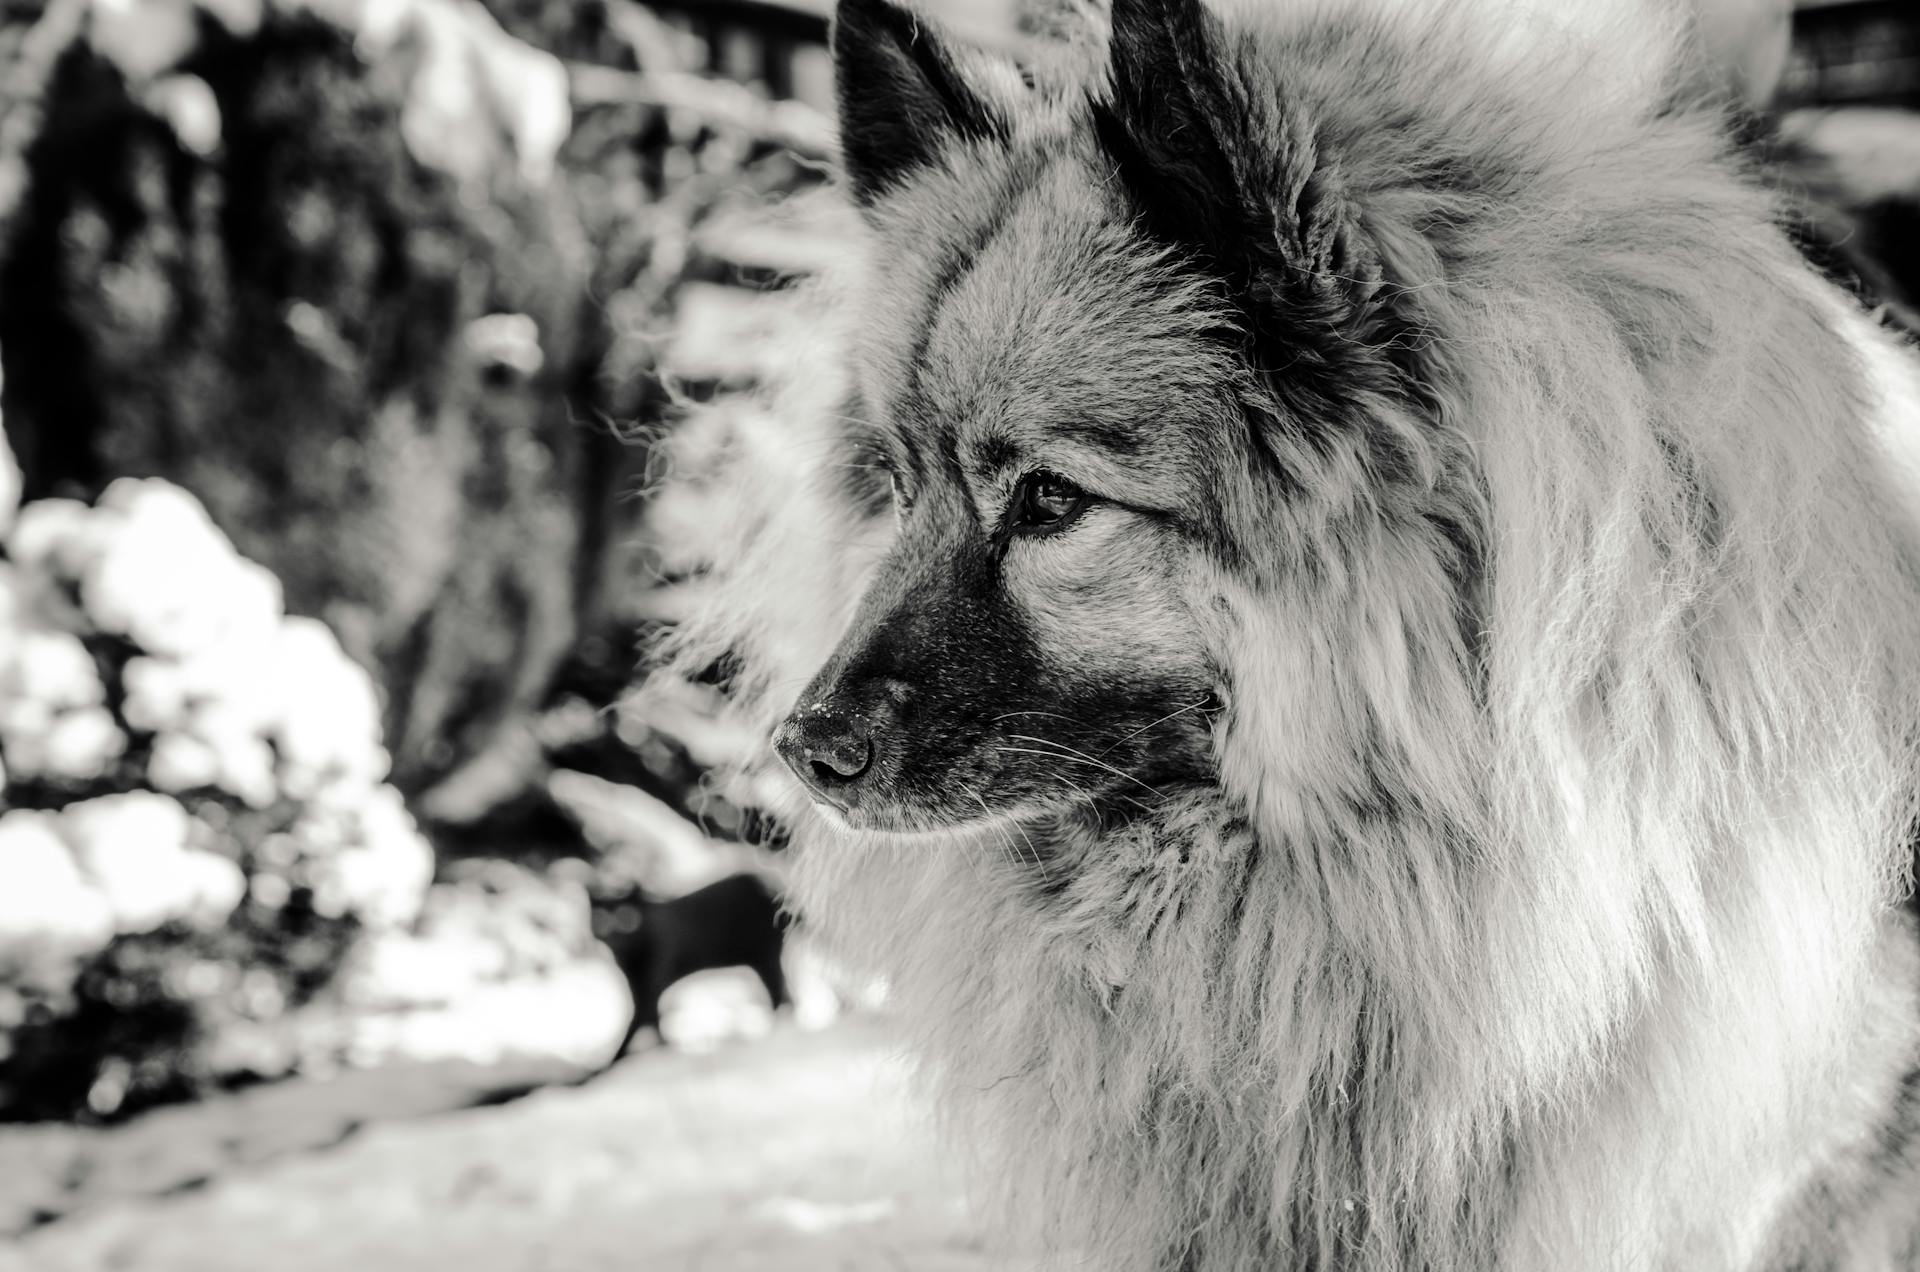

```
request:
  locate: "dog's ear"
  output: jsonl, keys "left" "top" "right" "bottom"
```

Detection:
{"left": 1095, "top": 0, "right": 1378, "bottom": 334}
{"left": 1094, "top": 0, "right": 1250, "bottom": 278}
{"left": 832, "top": 0, "right": 1008, "bottom": 207}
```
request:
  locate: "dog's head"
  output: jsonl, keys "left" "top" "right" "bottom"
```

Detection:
{"left": 775, "top": 0, "right": 1480, "bottom": 835}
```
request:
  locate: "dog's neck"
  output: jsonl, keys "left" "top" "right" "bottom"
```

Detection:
{"left": 793, "top": 782, "right": 1519, "bottom": 1267}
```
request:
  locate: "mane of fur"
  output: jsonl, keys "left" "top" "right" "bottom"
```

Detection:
{"left": 648, "top": 4, "right": 1920, "bottom": 1268}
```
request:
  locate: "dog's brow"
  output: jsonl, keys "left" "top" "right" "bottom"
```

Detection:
{"left": 891, "top": 422, "right": 929, "bottom": 481}
{"left": 963, "top": 431, "right": 1022, "bottom": 478}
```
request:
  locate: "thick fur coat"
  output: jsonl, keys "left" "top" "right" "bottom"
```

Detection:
{"left": 651, "top": 0, "right": 1920, "bottom": 1266}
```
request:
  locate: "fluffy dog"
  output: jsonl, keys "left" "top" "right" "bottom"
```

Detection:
{"left": 655, "top": 0, "right": 1920, "bottom": 1266}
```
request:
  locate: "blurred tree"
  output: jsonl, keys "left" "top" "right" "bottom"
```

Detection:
{"left": 1, "top": 7, "right": 591, "bottom": 800}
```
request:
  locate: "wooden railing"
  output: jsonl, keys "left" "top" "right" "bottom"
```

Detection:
{"left": 639, "top": 0, "right": 832, "bottom": 107}
{"left": 1785, "top": 0, "right": 1920, "bottom": 107}
{"left": 631, "top": 0, "right": 1918, "bottom": 113}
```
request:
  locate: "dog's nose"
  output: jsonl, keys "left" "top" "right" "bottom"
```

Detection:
{"left": 774, "top": 706, "right": 877, "bottom": 804}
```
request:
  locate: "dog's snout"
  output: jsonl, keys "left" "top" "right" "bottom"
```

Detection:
{"left": 775, "top": 703, "right": 887, "bottom": 806}
{"left": 806, "top": 724, "right": 875, "bottom": 783}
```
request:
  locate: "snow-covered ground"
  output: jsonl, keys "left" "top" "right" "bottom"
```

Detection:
{"left": 0, "top": 1020, "right": 1034, "bottom": 1272}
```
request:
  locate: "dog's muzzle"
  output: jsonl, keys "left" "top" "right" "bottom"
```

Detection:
{"left": 773, "top": 698, "right": 893, "bottom": 811}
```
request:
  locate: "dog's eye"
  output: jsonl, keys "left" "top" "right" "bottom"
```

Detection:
{"left": 1011, "top": 471, "right": 1090, "bottom": 535}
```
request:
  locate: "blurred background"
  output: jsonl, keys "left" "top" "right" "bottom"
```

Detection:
{"left": 0, "top": 0, "right": 1914, "bottom": 1269}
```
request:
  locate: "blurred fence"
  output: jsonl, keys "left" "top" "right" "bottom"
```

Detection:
{"left": 647, "top": 0, "right": 833, "bottom": 105}
{"left": 1784, "top": 0, "right": 1920, "bottom": 108}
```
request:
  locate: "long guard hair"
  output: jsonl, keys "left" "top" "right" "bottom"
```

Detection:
{"left": 649, "top": 0, "right": 1920, "bottom": 1266}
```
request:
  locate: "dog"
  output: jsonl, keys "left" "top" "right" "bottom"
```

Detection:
{"left": 597, "top": 871, "right": 788, "bottom": 1050}
{"left": 653, "top": 0, "right": 1920, "bottom": 1266}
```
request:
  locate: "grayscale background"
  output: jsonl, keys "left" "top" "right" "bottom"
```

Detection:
{"left": 0, "top": 0, "right": 1912, "bottom": 1268}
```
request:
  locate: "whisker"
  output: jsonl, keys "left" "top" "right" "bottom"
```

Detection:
{"left": 1005, "top": 807, "right": 1051, "bottom": 888}
{"left": 1002, "top": 736, "right": 1168, "bottom": 798}
{"left": 990, "top": 747, "right": 1154, "bottom": 816}
{"left": 991, "top": 709, "right": 1079, "bottom": 725}
{"left": 953, "top": 833, "right": 995, "bottom": 888}
{"left": 1098, "top": 698, "right": 1215, "bottom": 757}
{"left": 992, "top": 748, "right": 1099, "bottom": 807}
{"left": 970, "top": 790, "right": 1051, "bottom": 887}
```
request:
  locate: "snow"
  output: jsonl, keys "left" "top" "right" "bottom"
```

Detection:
{"left": 30, "top": 707, "right": 128, "bottom": 784}
{"left": 0, "top": 793, "right": 245, "bottom": 964}
{"left": 145, "top": 730, "right": 223, "bottom": 793}
{"left": 0, "top": 466, "right": 436, "bottom": 969}
{"left": 463, "top": 313, "right": 543, "bottom": 378}
{"left": 336, "top": 955, "right": 632, "bottom": 1069}
{"left": 82, "top": 478, "right": 283, "bottom": 660}
{"left": 59, "top": 793, "right": 245, "bottom": 935}
{"left": 294, "top": 784, "right": 434, "bottom": 928}
{"left": 5, "top": 498, "right": 94, "bottom": 581}
{"left": 0, "top": 1021, "right": 1015, "bottom": 1272}
{"left": 0, "top": 629, "right": 121, "bottom": 783}
{"left": 87, "top": 0, "right": 202, "bottom": 83}
{"left": 268, "top": 616, "right": 388, "bottom": 795}
{"left": 0, "top": 811, "right": 115, "bottom": 964}
{"left": 5, "top": 475, "right": 410, "bottom": 822}
{"left": 145, "top": 74, "right": 223, "bottom": 157}
{"left": 2, "top": 630, "right": 106, "bottom": 712}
